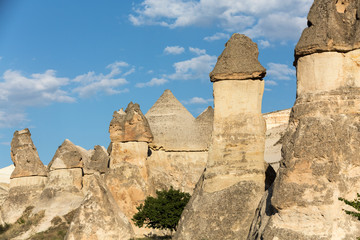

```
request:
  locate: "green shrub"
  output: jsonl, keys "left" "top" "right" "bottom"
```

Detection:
{"left": 339, "top": 193, "right": 360, "bottom": 220}
{"left": 132, "top": 187, "right": 190, "bottom": 232}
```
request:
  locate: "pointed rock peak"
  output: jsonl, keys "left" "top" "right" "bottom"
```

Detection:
{"left": 295, "top": 0, "right": 360, "bottom": 61}
{"left": 10, "top": 128, "right": 47, "bottom": 179}
{"left": 48, "top": 139, "right": 85, "bottom": 170}
{"left": 210, "top": 33, "right": 266, "bottom": 82}
{"left": 109, "top": 102, "right": 153, "bottom": 143}
{"left": 196, "top": 106, "right": 214, "bottom": 122}
{"left": 145, "top": 89, "right": 195, "bottom": 120}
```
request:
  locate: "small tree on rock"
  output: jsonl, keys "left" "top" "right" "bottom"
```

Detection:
{"left": 132, "top": 187, "right": 191, "bottom": 232}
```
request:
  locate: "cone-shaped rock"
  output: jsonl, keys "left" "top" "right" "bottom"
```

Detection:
{"left": 48, "top": 139, "right": 87, "bottom": 170}
{"left": 10, "top": 128, "right": 47, "bottom": 179}
{"left": 258, "top": 1, "right": 360, "bottom": 239}
{"left": 210, "top": 34, "right": 266, "bottom": 81}
{"left": 109, "top": 102, "right": 153, "bottom": 143}
{"left": 146, "top": 89, "right": 206, "bottom": 150}
{"left": 175, "top": 33, "right": 266, "bottom": 240}
{"left": 83, "top": 145, "right": 109, "bottom": 174}
{"left": 296, "top": 0, "right": 360, "bottom": 60}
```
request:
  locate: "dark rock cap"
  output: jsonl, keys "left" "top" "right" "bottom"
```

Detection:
{"left": 83, "top": 145, "right": 109, "bottom": 174}
{"left": 109, "top": 102, "right": 153, "bottom": 143}
{"left": 10, "top": 128, "right": 48, "bottom": 178}
{"left": 210, "top": 33, "right": 266, "bottom": 82}
{"left": 295, "top": 0, "right": 360, "bottom": 62}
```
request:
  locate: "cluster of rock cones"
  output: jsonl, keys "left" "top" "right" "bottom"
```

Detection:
{"left": 2, "top": 0, "right": 360, "bottom": 239}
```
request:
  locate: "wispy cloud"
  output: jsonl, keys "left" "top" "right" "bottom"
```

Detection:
{"left": 129, "top": 0, "right": 312, "bottom": 42}
{"left": 0, "top": 60, "right": 133, "bottom": 128}
{"left": 167, "top": 54, "right": 217, "bottom": 80}
{"left": 189, "top": 47, "right": 206, "bottom": 55}
{"left": 182, "top": 97, "right": 213, "bottom": 105}
{"left": 72, "top": 61, "right": 131, "bottom": 98}
{"left": 267, "top": 63, "right": 296, "bottom": 81}
{"left": 136, "top": 78, "right": 168, "bottom": 88}
{"left": 258, "top": 40, "right": 271, "bottom": 48}
{"left": 164, "top": 46, "right": 185, "bottom": 55}
{"left": 204, "top": 32, "right": 230, "bottom": 42}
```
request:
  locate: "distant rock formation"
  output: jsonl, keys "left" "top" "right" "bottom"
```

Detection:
{"left": 1, "top": 129, "right": 48, "bottom": 224}
{"left": 145, "top": 89, "right": 211, "bottom": 151}
{"left": 257, "top": 1, "right": 360, "bottom": 239}
{"left": 10, "top": 128, "right": 47, "bottom": 179}
{"left": 175, "top": 33, "right": 266, "bottom": 240}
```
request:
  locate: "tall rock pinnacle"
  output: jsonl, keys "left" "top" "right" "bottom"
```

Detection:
{"left": 257, "top": 0, "right": 360, "bottom": 239}
{"left": 175, "top": 33, "right": 266, "bottom": 240}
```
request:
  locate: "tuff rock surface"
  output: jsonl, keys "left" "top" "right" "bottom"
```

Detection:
{"left": 109, "top": 102, "right": 153, "bottom": 143}
{"left": 175, "top": 33, "right": 266, "bottom": 240}
{"left": 295, "top": 0, "right": 360, "bottom": 60}
{"left": 255, "top": 1, "right": 360, "bottom": 238}
{"left": 10, "top": 128, "right": 47, "bottom": 178}
{"left": 210, "top": 33, "right": 266, "bottom": 81}
{"left": 65, "top": 173, "right": 134, "bottom": 240}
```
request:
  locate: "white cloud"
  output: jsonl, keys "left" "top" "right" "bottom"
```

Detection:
{"left": 265, "top": 80, "right": 278, "bottom": 86}
{"left": 136, "top": 78, "right": 168, "bottom": 88}
{"left": 267, "top": 63, "right": 296, "bottom": 81}
{"left": 189, "top": 47, "right": 206, "bottom": 55}
{"left": 0, "top": 69, "right": 74, "bottom": 106}
{"left": 73, "top": 61, "right": 131, "bottom": 98}
{"left": 164, "top": 46, "right": 185, "bottom": 55}
{"left": 204, "top": 32, "right": 230, "bottom": 42}
{"left": 167, "top": 54, "right": 217, "bottom": 80}
{"left": 129, "top": 0, "right": 313, "bottom": 42}
{"left": 182, "top": 97, "right": 213, "bottom": 105}
{"left": 258, "top": 40, "right": 271, "bottom": 48}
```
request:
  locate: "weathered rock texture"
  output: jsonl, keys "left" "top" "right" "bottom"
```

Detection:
{"left": 66, "top": 173, "right": 134, "bottom": 240}
{"left": 109, "top": 102, "right": 153, "bottom": 143}
{"left": 1, "top": 129, "right": 48, "bottom": 224}
{"left": 145, "top": 89, "right": 212, "bottom": 151}
{"left": 107, "top": 102, "right": 152, "bottom": 237}
{"left": 257, "top": 1, "right": 360, "bottom": 239}
{"left": 175, "top": 34, "right": 266, "bottom": 240}
{"left": 83, "top": 145, "right": 109, "bottom": 174}
{"left": 295, "top": 0, "right": 360, "bottom": 60}
{"left": 10, "top": 128, "right": 47, "bottom": 179}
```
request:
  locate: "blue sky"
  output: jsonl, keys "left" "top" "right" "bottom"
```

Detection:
{"left": 0, "top": 0, "right": 313, "bottom": 168}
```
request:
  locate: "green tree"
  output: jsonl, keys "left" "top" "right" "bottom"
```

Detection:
{"left": 339, "top": 194, "right": 360, "bottom": 240}
{"left": 132, "top": 187, "right": 191, "bottom": 232}
{"left": 339, "top": 193, "right": 360, "bottom": 220}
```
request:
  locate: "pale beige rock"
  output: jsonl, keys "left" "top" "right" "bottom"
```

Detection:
{"left": 297, "top": 50, "right": 360, "bottom": 96}
{"left": 9, "top": 175, "right": 47, "bottom": 188}
{"left": 175, "top": 34, "right": 266, "bottom": 240}
{"left": 110, "top": 141, "right": 147, "bottom": 170}
{"left": 263, "top": 109, "right": 290, "bottom": 130}
{"left": 109, "top": 102, "right": 153, "bottom": 143}
{"left": 42, "top": 168, "right": 83, "bottom": 194}
{"left": 0, "top": 183, "right": 9, "bottom": 205}
{"left": 83, "top": 145, "right": 109, "bottom": 174}
{"left": 10, "top": 128, "right": 47, "bottom": 178}
{"left": 146, "top": 150, "right": 208, "bottom": 194}
{"left": 66, "top": 173, "right": 134, "bottom": 240}
{"left": 146, "top": 89, "right": 209, "bottom": 151}
{"left": 105, "top": 163, "right": 147, "bottom": 234}
{"left": 48, "top": 139, "right": 88, "bottom": 170}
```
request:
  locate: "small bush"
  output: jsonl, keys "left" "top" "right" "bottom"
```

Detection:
{"left": 132, "top": 187, "right": 190, "bottom": 232}
{"left": 339, "top": 193, "right": 360, "bottom": 220}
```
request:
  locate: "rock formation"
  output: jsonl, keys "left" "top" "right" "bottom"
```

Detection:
{"left": 1, "top": 128, "right": 48, "bottom": 224}
{"left": 66, "top": 173, "right": 134, "bottom": 240}
{"left": 106, "top": 102, "right": 152, "bottom": 237}
{"left": 145, "top": 89, "right": 210, "bottom": 151}
{"left": 10, "top": 128, "right": 47, "bottom": 179}
{"left": 257, "top": 1, "right": 360, "bottom": 239}
{"left": 174, "top": 33, "right": 266, "bottom": 240}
